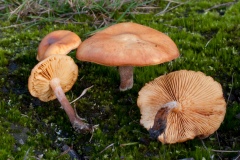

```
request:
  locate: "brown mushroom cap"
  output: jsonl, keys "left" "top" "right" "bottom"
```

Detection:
{"left": 137, "top": 70, "right": 226, "bottom": 144}
{"left": 37, "top": 30, "right": 81, "bottom": 61}
{"left": 28, "top": 54, "right": 78, "bottom": 102}
{"left": 76, "top": 22, "right": 179, "bottom": 66}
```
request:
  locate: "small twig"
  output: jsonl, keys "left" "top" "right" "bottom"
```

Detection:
{"left": 234, "top": 153, "right": 240, "bottom": 160}
{"left": 21, "top": 114, "right": 29, "bottom": 117}
{"left": 211, "top": 149, "right": 240, "bottom": 153}
{"left": 70, "top": 85, "right": 94, "bottom": 104}
{"left": 79, "top": 76, "right": 84, "bottom": 81}
{"left": 60, "top": 85, "right": 93, "bottom": 109}
{"left": 155, "top": 2, "right": 171, "bottom": 16}
{"left": 201, "top": 139, "right": 240, "bottom": 153}
{"left": 100, "top": 143, "right": 115, "bottom": 154}
{"left": 68, "top": 85, "right": 99, "bottom": 135}
{"left": 88, "top": 124, "right": 99, "bottom": 142}
{"left": 201, "top": 139, "right": 214, "bottom": 159}
{"left": 84, "top": 25, "right": 108, "bottom": 36}
{"left": 205, "top": 38, "right": 213, "bottom": 48}
{"left": 205, "top": 2, "right": 236, "bottom": 12}
{"left": 136, "top": 6, "right": 161, "bottom": 9}
{"left": 164, "top": 0, "right": 184, "bottom": 3}
{"left": 0, "top": 20, "right": 37, "bottom": 29}
{"left": 120, "top": 142, "right": 139, "bottom": 147}
{"left": 73, "top": 103, "right": 87, "bottom": 121}
{"left": 155, "top": 1, "right": 188, "bottom": 16}
{"left": 216, "top": 154, "right": 223, "bottom": 160}
{"left": 23, "top": 147, "right": 31, "bottom": 160}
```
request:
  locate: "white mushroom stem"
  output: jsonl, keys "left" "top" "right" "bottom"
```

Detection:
{"left": 50, "top": 78, "right": 91, "bottom": 132}
{"left": 161, "top": 101, "right": 179, "bottom": 112}
{"left": 118, "top": 66, "right": 134, "bottom": 91}
{"left": 149, "top": 101, "right": 178, "bottom": 139}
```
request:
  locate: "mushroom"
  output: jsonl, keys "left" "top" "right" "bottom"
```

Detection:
{"left": 76, "top": 22, "right": 179, "bottom": 91}
{"left": 137, "top": 70, "right": 226, "bottom": 144}
{"left": 28, "top": 54, "right": 92, "bottom": 132}
{"left": 37, "top": 30, "right": 81, "bottom": 61}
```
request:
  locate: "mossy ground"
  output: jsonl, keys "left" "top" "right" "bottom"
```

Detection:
{"left": 0, "top": 0, "right": 240, "bottom": 159}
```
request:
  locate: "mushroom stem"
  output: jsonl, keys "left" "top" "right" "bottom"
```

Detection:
{"left": 149, "top": 101, "right": 178, "bottom": 139}
{"left": 118, "top": 66, "right": 134, "bottom": 91}
{"left": 50, "top": 78, "right": 92, "bottom": 132}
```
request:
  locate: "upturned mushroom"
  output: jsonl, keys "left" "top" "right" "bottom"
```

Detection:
{"left": 28, "top": 54, "right": 92, "bottom": 132}
{"left": 137, "top": 70, "right": 226, "bottom": 144}
{"left": 37, "top": 30, "right": 81, "bottom": 61}
{"left": 76, "top": 22, "right": 179, "bottom": 91}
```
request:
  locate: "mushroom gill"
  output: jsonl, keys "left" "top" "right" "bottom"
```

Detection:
{"left": 137, "top": 70, "right": 226, "bottom": 144}
{"left": 28, "top": 55, "right": 93, "bottom": 133}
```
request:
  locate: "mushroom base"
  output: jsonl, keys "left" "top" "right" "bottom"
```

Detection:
{"left": 118, "top": 66, "right": 134, "bottom": 91}
{"left": 149, "top": 101, "right": 178, "bottom": 139}
{"left": 50, "top": 78, "right": 93, "bottom": 133}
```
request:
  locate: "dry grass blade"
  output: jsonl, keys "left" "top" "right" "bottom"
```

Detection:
{"left": 201, "top": 139, "right": 240, "bottom": 157}
{"left": 205, "top": 1, "right": 237, "bottom": 12}
{"left": 165, "top": 0, "right": 184, "bottom": 3}
{"left": 0, "top": 20, "right": 37, "bottom": 30}
{"left": 100, "top": 143, "right": 114, "bottom": 154}
{"left": 1, "top": 0, "right": 158, "bottom": 29}
{"left": 234, "top": 153, "right": 240, "bottom": 160}
{"left": 88, "top": 124, "right": 99, "bottom": 142}
{"left": 120, "top": 142, "right": 139, "bottom": 147}
{"left": 155, "top": 1, "right": 188, "bottom": 16}
{"left": 210, "top": 149, "right": 240, "bottom": 153}
{"left": 155, "top": 1, "right": 172, "bottom": 15}
{"left": 70, "top": 85, "right": 94, "bottom": 104}
{"left": 8, "top": 0, "right": 44, "bottom": 21}
{"left": 23, "top": 147, "right": 31, "bottom": 160}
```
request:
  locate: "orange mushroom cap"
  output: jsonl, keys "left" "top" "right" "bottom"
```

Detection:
{"left": 37, "top": 30, "right": 81, "bottom": 61}
{"left": 137, "top": 70, "right": 226, "bottom": 144}
{"left": 76, "top": 22, "right": 179, "bottom": 66}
